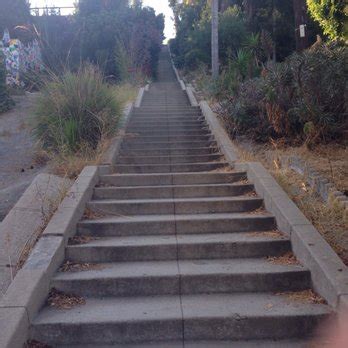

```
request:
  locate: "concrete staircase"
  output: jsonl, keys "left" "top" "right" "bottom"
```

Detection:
{"left": 29, "top": 49, "right": 331, "bottom": 347}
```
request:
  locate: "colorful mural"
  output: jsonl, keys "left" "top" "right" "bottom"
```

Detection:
{"left": 0, "top": 29, "right": 43, "bottom": 86}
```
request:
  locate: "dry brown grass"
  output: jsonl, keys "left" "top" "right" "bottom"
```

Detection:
{"left": 47, "top": 288, "right": 86, "bottom": 310}
{"left": 11, "top": 180, "right": 70, "bottom": 274}
{"left": 274, "top": 169, "right": 348, "bottom": 264}
{"left": 276, "top": 289, "right": 326, "bottom": 304}
{"left": 233, "top": 139, "right": 348, "bottom": 265}
{"left": 69, "top": 235, "right": 99, "bottom": 245}
{"left": 278, "top": 144, "right": 347, "bottom": 194}
{"left": 247, "top": 230, "right": 285, "bottom": 239}
{"left": 48, "top": 138, "right": 112, "bottom": 179}
{"left": 82, "top": 208, "right": 106, "bottom": 220}
{"left": 0, "top": 130, "right": 12, "bottom": 137}
{"left": 25, "top": 340, "right": 51, "bottom": 348}
{"left": 267, "top": 251, "right": 299, "bottom": 265}
{"left": 59, "top": 261, "right": 104, "bottom": 273}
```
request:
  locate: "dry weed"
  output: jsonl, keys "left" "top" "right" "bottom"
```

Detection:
{"left": 25, "top": 340, "right": 51, "bottom": 348}
{"left": 276, "top": 289, "right": 326, "bottom": 304}
{"left": 47, "top": 288, "right": 86, "bottom": 310}
{"left": 0, "top": 130, "right": 12, "bottom": 137}
{"left": 247, "top": 230, "right": 285, "bottom": 239}
{"left": 69, "top": 235, "right": 99, "bottom": 245}
{"left": 59, "top": 261, "right": 104, "bottom": 273}
{"left": 82, "top": 208, "right": 106, "bottom": 220}
{"left": 267, "top": 251, "right": 299, "bottom": 265}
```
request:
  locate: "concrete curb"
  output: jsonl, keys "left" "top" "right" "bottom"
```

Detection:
{"left": 0, "top": 174, "right": 72, "bottom": 297}
{"left": 169, "top": 55, "right": 348, "bottom": 310}
{"left": 186, "top": 85, "right": 199, "bottom": 107}
{"left": 168, "top": 44, "right": 186, "bottom": 91}
{"left": 0, "top": 166, "right": 100, "bottom": 348}
{"left": 200, "top": 101, "right": 239, "bottom": 163}
{"left": 235, "top": 161, "right": 348, "bottom": 309}
{"left": 100, "top": 102, "right": 134, "bottom": 169}
{"left": 134, "top": 87, "right": 145, "bottom": 108}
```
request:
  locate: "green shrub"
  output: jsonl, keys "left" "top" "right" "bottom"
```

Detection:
{"left": 34, "top": 64, "right": 122, "bottom": 153}
{"left": 289, "top": 44, "right": 348, "bottom": 143}
{"left": 223, "top": 44, "right": 348, "bottom": 144}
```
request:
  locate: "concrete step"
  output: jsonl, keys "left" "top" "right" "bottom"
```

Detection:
{"left": 116, "top": 154, "right": 223, "bottom": 165}
{"left": 123, "top": 134, "right": 212, "bottom": 143}
{"left": 77, "top": 213, "right": 276, "bottom": 237}
{"left": 52, "top": 258, "right": 310, "bottom": 297}
{"left": 132, "top": 111, "right": 202, "bottom": 116}
{"left": 31, "top": 293, "right": 330, "bottom": 345}
{"left": 122, "top": 140, "right": 217, "bottom": 150}
{"left": 119, "top": 147, "right": 220, "bottom": 157}
{"left": 127, "top": 125, "right": 208, "bottom": 132}
{"left": 129, "top": 116, "right": 204, "bottom": 122}
{"left": 93, "top": 183, "right": 254, "bottom": 200}
{"left": 87, "top": 196, "right": 263, "bottom": 216}
{"left": 67, "top": 232, "right": 288, "bottom": 262}
{"left": 58, "top": 339, "right": 310, "bottom": 348}
{"left": 125, "top": 130, "right": 210, "bottom": 137}
{"left": 135, "top": 106, "right": 200, "bottom": 111}
{"left": 113, "top": 162, "right": 228, "bottom": 174}
{"left": 99, "top": 172, "right": 246, "bottom": 187}
{"left": 127, "top": 122, "right": 206, "bottom": 128}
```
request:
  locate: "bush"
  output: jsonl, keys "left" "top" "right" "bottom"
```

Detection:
{"left": 34, "top": 64, "right": 122, "bottom": 153}
{"left": 223, "top": 44, "right": 348, "bottom": 144}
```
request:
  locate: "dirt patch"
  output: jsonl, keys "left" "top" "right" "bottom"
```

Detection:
{"left": 47, "top": 288, "right": 85, "bottom": 310}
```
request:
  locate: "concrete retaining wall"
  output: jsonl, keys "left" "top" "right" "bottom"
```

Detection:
{"left": 0, "top": 174, "right": 71, "bottom": 298}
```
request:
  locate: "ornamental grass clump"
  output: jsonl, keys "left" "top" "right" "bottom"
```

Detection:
{"left": 34, "top": 64, "right": 121, "bottom": 153}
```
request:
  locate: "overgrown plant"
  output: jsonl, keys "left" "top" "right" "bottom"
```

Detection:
{"left": 33, "top": 64, "right": 122, "bottom": 153}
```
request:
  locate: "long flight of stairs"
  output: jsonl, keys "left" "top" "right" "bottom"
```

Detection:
{"left": 29, "top": 48, "right": 331, "bottom": 347}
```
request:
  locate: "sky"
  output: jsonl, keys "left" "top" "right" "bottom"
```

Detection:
{"left": 29, "top": 0, "right": 176, "bottom": 41}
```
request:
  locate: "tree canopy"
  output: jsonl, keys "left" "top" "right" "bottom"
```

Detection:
{"left": 306, "top": 0, "right": 347, "bottom": 41}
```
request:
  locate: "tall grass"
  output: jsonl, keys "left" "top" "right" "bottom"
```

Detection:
{"left": 33, "top": 64, "right": 122, "bottom": 153}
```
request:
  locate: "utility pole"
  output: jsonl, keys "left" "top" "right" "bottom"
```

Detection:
{"left": 211, "top": 0, "right": 219, "bottom": 79}
{"left": 293, "top": 0, "right": 309, "bottom": 51}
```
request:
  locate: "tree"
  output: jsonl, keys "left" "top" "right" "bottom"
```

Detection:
{"left": 0, "top": 0, "right": 31, "bottom": 40}
{"left": 211, "top": 0, "right": 219, "bottom": 78}
{"left": 306, "top": 0, "right": 347, "bottom": 41}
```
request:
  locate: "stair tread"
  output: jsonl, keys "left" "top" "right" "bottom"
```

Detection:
{"left": 95, "top": 183, "right": 250, "bottom": 190}
{"left": 68, "top": 231, "right": 286, "bottom": 249}
{"left": 33, "top": 293, "right": 330, "bottom": 326}
{"left": 53, "top": 258, "right": 308, "bottom": 281}
{"left": 89, "top": 196, "right": 261, "bottom": 204}
{"left": 79, "top": 212, "right": 274, "bottom": 224}
{"left": 59, "top": 339, "right": 308, "bottom": 348}
{"left": 101, "top": 171, "right": 243, "bottom": 178}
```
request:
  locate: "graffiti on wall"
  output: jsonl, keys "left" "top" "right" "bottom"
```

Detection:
{"left": 0, "top": 29, "right": 43, "bottom": 86}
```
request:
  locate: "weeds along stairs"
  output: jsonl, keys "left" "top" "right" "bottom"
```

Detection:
{"left": 29, "top": 48, "right": 331, "bottom": 347}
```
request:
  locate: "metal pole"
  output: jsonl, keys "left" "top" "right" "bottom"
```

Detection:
{"left": 211, "top": 0, "right": 219, "bottom": 79}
